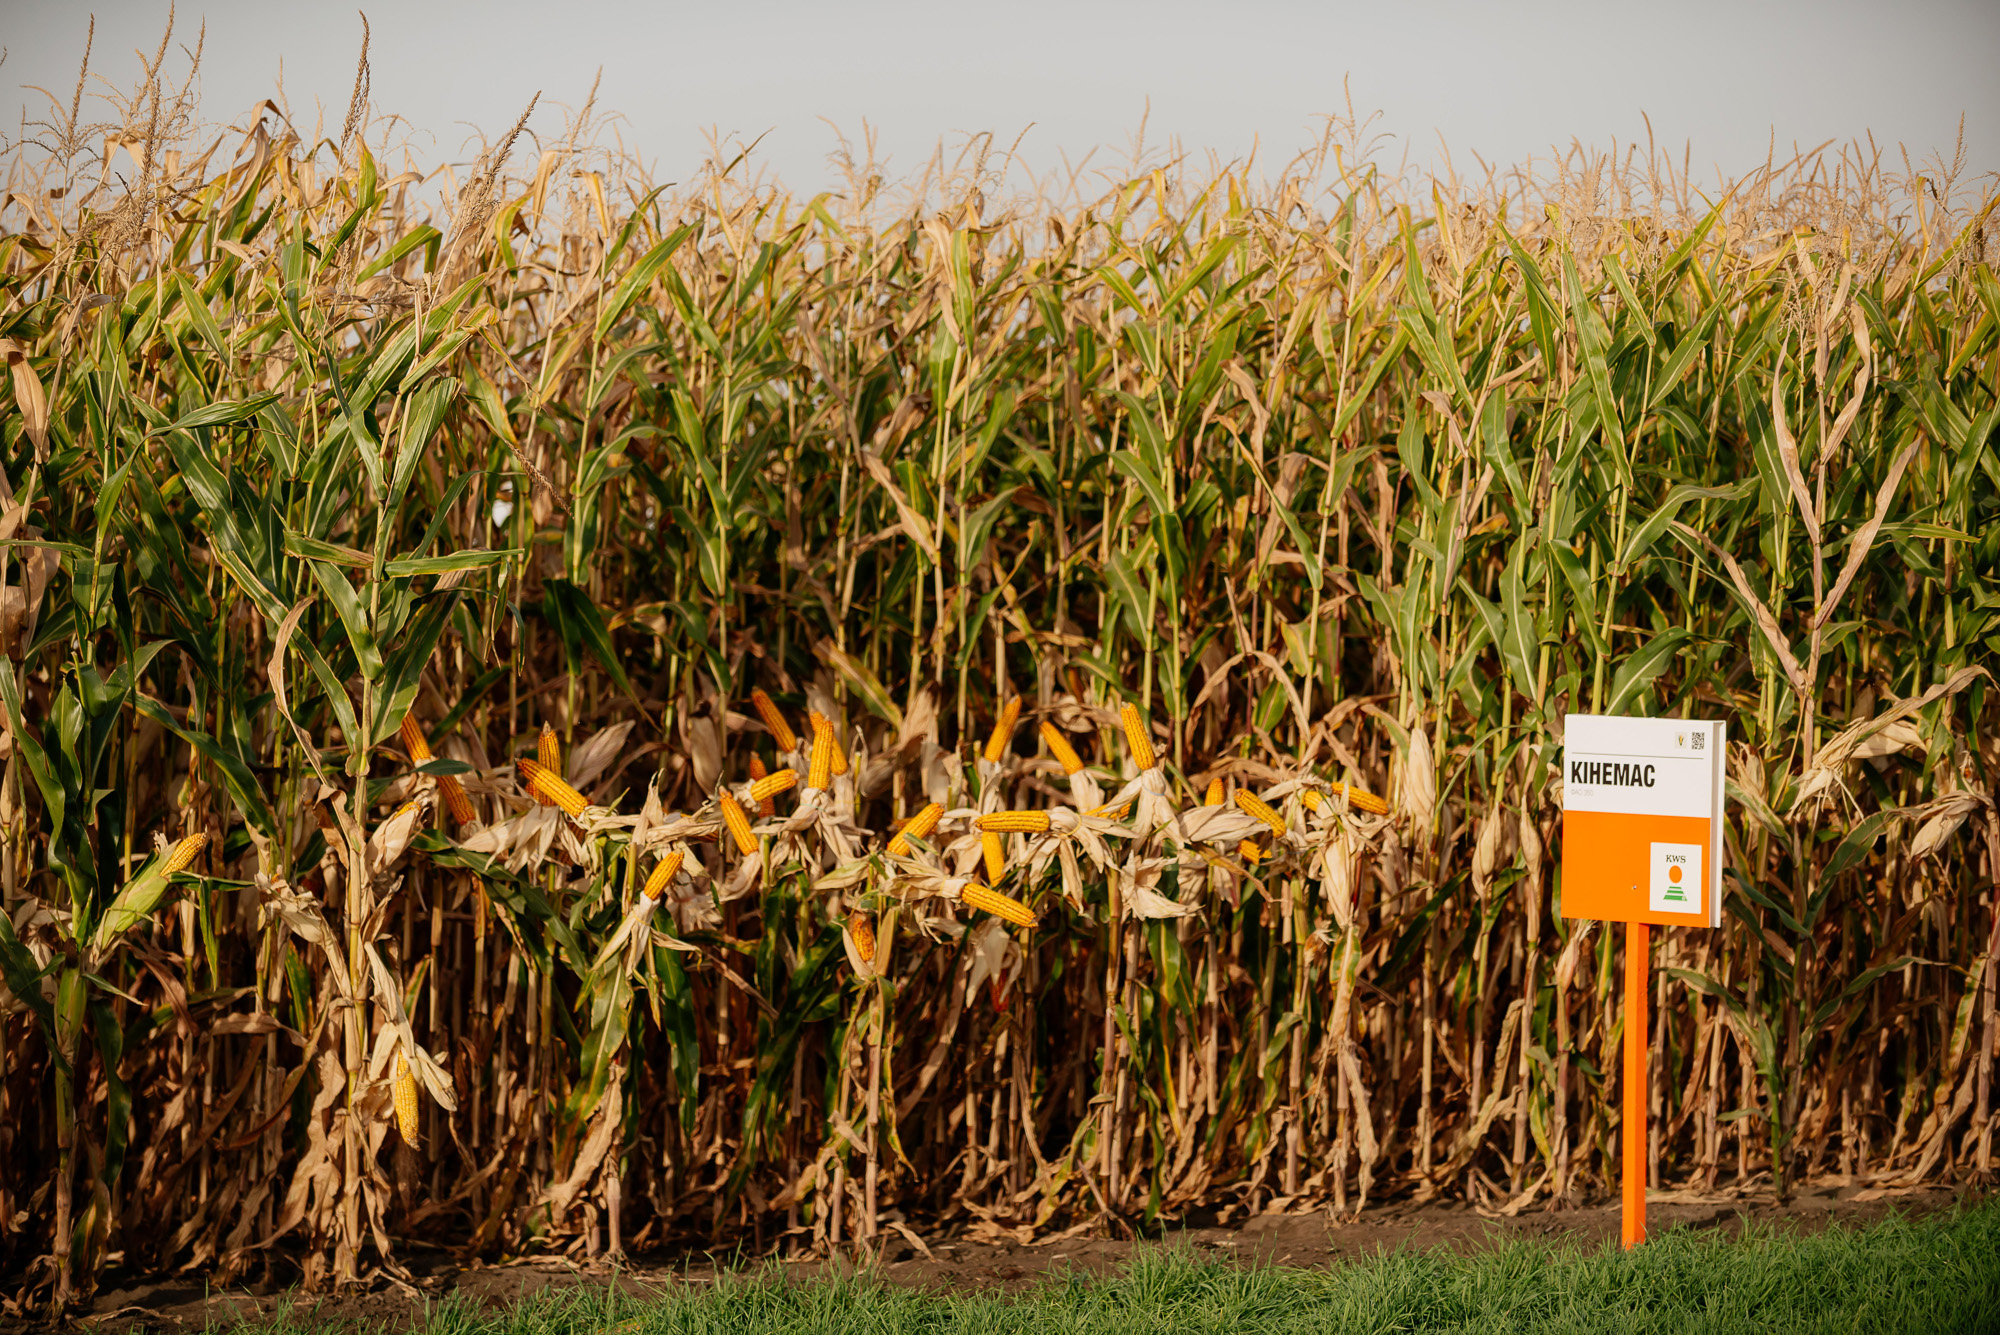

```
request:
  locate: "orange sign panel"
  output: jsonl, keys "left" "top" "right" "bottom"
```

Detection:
{"left": 1560, "top": 715, "right": 1726, "bottom": 927}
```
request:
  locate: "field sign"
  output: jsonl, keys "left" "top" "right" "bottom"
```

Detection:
{"left": 1558, "top": 712, "right": 1727, "bottom": 1251}
{"left": 1560, "top": 714, "right": 1726, "bottom": 927}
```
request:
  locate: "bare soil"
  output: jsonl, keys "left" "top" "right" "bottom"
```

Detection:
{"left": 52, "top": 1182, "right": 1981, "bottom": 1332}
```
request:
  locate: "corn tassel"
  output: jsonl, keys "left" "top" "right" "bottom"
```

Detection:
{"left": 982, "top": 831, "right": 1006, "bottom": 884}
{"left": 976, "top": 810, "right": 1050, "bottom": 834}
{"left": 984, "top": 696, "right": 1023, "bottom": 762}
{"left": 1204, "top": 777, "right": 1224, "bottom": 806}
{"left": 1234, "top": 789, "right": 1287, "bottom": 835}
{"left": 393, "top": 1054, "right": 421, "bottom": 1146}
{"left": 751, "top": 688, "right": 798, "bottom": 752}
{"left": 719, "top": 791, "right": 756, "bottom": 854}
{"left": 961, "top": 880, "right": 1036, "bottom": 927}
{"left": 1040, "top": 721, "right": 1085, "bottom": 775}
{"left": 888, "top": 801, "right": 944, "bottom": 856}
{"left": 516, "top": 758, "right": 587, "bottom": 819}
{"left": 1121, "top": 702, "right": 1156, "bottom": 771}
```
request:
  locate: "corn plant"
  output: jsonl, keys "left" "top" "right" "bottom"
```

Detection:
{"left": 1, "top": 21, "right": 1998, "bottom": 1311}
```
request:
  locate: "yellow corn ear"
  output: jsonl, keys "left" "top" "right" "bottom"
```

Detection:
{"left": 406, "top": 716, "right": 473, "bottom": 825}
{"left": 1301, "top": 789, "right": 1323, "bottom": 812}
{"left": 849, "top": 912, "right": 876, "bottom": 964}
{"left": 747, "top": 755, "right": 774, "bottom": 815}
{"left": 976, "top": 810, "right": 1051, "bottom": 834}
{"left": 1121, "top": 702, "right": 1156, "bottom": 771}
{"left": 1238, "top": 839, "right": 1264, "bottom": 866}
{"left": 162, "top": 832, "right": 208, "bottom": 876}
{"left": 517, "top": 759, "right": 587, "bottom": 819}
{"left": 438, "top": 775, "right": 476, "bottom": 827}
{"left": 399, "top": 713, "right": 434, "bottom": 763}
{"left": 1235, "top": 790, "right": 1287, "bottom": 835}
{"left": 887, "top": 801, "right": 944, "bottom": 856}
{"left": 538, "top": 722, "right": 562, "bottom": 778}
{"left": 1332, "top": 781, "right": 1391, "bottom": 816}
{"left": 1040, "top": 721, "right": 1084, "bottom": 775}
{"left": 984, "top": 696, "right": 1023, "bottom": 763}
{"left": 749, "top": 767, "right": 797, "bottom": 803}
{"left": 981, "top": 831, "right": 1006, "bottom": 884}
{"left": 751, "top": 689, "right": 798, "bottom": 752}
{"left": 643, "top": 849, "right": 685, "bottom": 899}
{"left": 719, "top": 791, "right": 756, "bottom": 855}
{"left": 807, "top": 715, "right": 834, "bottom": 790}
{"left": 809, "top": 711, "right": 849, "bottom": 777}
{"left": 961, "top": 880, "right": 1036, "bottom": 928}
{"left": 393, "top": 1053, "right": 421, "bottom": 1146}
{"left": 1204, "top": 777, "right": 1224, "bottom": 806}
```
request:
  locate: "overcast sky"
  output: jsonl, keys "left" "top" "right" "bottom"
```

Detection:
{"left": 6, "top": 0, "right": 1997, "bottom": 199}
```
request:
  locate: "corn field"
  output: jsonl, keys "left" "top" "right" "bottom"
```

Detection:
{"left": 2, "top": 29, "right": 1999, "bottom": 1312}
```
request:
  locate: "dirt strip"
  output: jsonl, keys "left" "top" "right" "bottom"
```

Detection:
{"left": 60, "top": 1183, "right": 1978, "bottom": 1331}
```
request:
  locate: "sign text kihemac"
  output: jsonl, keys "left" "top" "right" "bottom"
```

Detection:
{"left": 1560, "top": 714, "right": 1726, "bottom": 927}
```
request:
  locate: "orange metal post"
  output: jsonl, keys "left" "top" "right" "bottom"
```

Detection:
{"left": 1622, "top": 920, "right": 1649, "bottom": 1249}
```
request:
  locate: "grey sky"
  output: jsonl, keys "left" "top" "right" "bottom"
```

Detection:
{"left": 6, "top": 0, "right": 1996, "bottom": 198}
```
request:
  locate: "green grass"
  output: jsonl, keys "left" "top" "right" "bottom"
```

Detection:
{"left": 226, "top": 1203, "right": 2000, "bottom": 1335}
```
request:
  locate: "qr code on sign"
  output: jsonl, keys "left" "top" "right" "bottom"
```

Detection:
{"left": 1692, "top": 732, "right": 1705, "bottom": 750}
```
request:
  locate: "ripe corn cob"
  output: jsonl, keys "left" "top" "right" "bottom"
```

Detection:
{"left": 751, "top": 689, "right": 798, "bottom": 752}
{"left": 749, "top": 766, "right": 797, "bottom": 804}
{"left": 887, "top": 801, "right": 943, "bottom": 856}
{"left": 849, "top": 912, "right": 876, "bottom": 964}
{"left": 393, "top": 1053, "right": 420, "bottom": 1146}
{"left": 1333, "top": 781, "right": 1391, "bottom": 816}
{"left": 807, "top": 716, "right": 834, "bottom": 790}
{"left": 1121, "top": 702, "right": 1156, "bottom": 771}
{"left": 961, "top": 880, "right": 1036, "bottom": 927}
{"left": 642, "top": 849, "right": 685, "bottom": 899}
{"left": 1234, "top": 790, "right": 1287, "bottom": 835}
{"left": 981, "top": 831, "right": 1006, "bottom": 884}
{"left": 747, "top": 755, "right": 775, "bottom": 815}
{"left": 537, "top": 722, "right": 561, "bottom": 777}
{"left": 1040, "top": 721, "right": 1084, "bottom": 775}
{"left": 441, "top": 777, "right": 477, "bottom": 827}
{"left": 399, "top": 713, "right": 434, "bottom": 763}
{"left": 162, "top": 832, "right": 208, "bottom": 875}
{"left": 516, "top": 758, "right": 587, "bottom": 818}
{"left": 1204, "top": 777, "right": 1224, "bottom": 806}
{"left": 719, "top": 791, "right": 756, "bottom": 854}
{"left": 809, "top": 711, "right": 849, "bottom": 778}
{"left": 403, "top": 713, "right": 475, "bottom": 824}
{"left": 976, "top": 810, "right": 1050, "bottom": 834}
{"left": 984, "top": 696, "right": 1023, "bottom": 762}
{"left": 1239, "top": 839, "right": 1264, "bottom": 866}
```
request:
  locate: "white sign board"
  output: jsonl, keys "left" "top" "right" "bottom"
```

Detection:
{"left": 1561, "top": 715, "right": 1726, "bottom": 927}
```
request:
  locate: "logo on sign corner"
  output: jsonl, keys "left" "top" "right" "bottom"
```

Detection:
{"left": 1649, "top": 842, "right": 1702, "bottom": 914}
